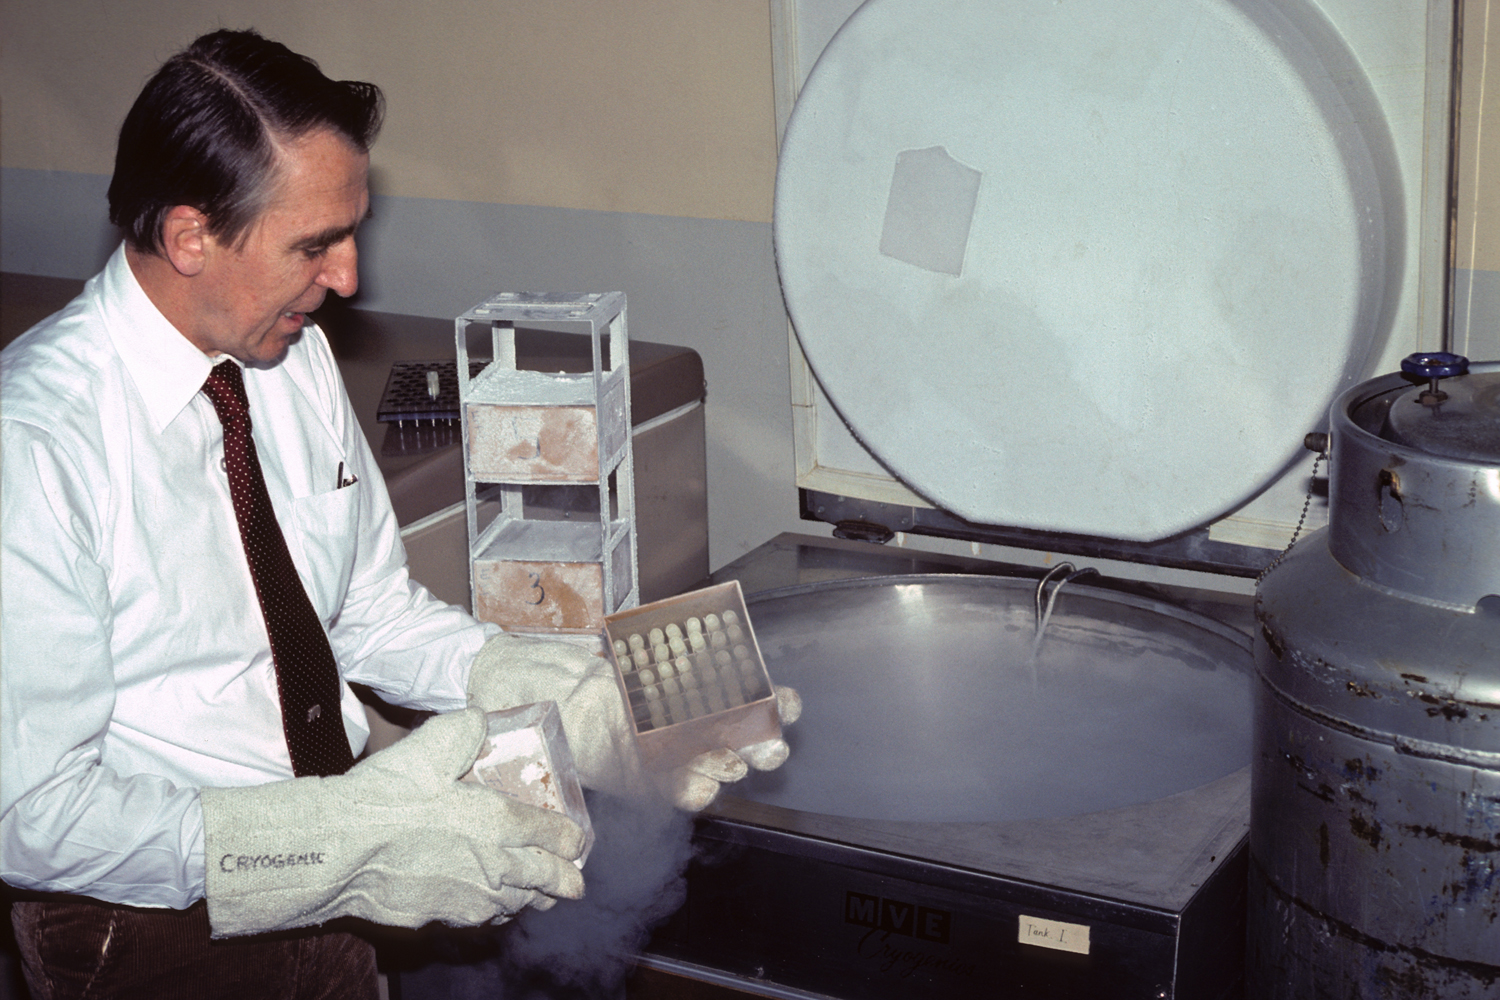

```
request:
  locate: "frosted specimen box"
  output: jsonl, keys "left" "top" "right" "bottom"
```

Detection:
{"left": 463, "top": 701, "right": 594, "bottom": 867}
{"left": 603, "top": 582, "right": 782, "bottom": 774}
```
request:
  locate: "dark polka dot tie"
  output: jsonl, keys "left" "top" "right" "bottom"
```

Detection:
{"left": 201, "top": 362, "right": 354, "bottom": 777}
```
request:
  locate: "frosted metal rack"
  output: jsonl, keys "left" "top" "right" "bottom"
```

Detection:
{"left": 455, "top": 292, "right": 638, "bottom": 634}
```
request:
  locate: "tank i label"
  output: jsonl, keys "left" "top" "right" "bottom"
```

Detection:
{"left": 1018, "top": 914, "right": 1091, "bottom": 955}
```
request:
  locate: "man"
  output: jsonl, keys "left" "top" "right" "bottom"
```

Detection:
{"left": 1, "top": 29, "right": 793, "bottom": 999}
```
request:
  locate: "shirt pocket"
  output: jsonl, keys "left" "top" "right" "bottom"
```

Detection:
{"left": 290, "top": 485, "right": 359, "bottom": 622}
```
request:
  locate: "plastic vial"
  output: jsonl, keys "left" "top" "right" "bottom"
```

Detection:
{"left": 665, "top": 623, "right": 683, "bottom": 641}
{"left": 628, "top": 633, "right": 647, "bottom": 652}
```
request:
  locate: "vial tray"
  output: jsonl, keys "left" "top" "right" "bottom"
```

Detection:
{"left": 376, "top": 359, "right": 488, "bottom": 424}
{"left": 603, "top": 581, "right": 781, "bottom": 774}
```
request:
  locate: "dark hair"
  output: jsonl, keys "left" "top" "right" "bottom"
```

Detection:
{"left": 107, "top": 29, "right": 384, "bottom": 254}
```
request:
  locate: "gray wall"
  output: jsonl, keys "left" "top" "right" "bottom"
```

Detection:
{"left": 0, "top": 166, "right": 820, "bottom": 570}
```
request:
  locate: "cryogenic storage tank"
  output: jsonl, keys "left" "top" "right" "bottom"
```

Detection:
{"left": 634, "top": 1, "right": 1472, "bottom": 997}
{"left": 1250, "top": 355, "right": 1500, "bottom": 997}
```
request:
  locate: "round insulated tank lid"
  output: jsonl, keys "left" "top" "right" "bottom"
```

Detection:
{"left": 1382, "top": 373, "right": 1500, "bottom": 463}
{"left": 775, "top": 0, "right": 1396, "bottom": 542}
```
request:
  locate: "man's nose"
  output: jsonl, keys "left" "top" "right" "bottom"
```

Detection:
{"left": 319, "top": 239, "right": 359, "bottom": 298}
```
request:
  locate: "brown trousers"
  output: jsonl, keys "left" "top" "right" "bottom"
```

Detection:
{"left": 11, "top": 897, "right": 378, "bottom": 1000}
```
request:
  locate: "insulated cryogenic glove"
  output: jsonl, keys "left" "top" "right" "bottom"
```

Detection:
{"left": 201, "top": 707, "right": 585, "bottom": 938}
{"left": 657, "top": 686, "right": 803, "bottom": 810}
{"left": 466, "top": 632, "right": 801, "bottom": 811}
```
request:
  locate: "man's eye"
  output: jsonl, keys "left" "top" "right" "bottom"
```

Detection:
{"left": 301, "top": 245, "right": 331, "bottom": 259}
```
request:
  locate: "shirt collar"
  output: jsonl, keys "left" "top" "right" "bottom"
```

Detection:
{"left": 100, "top": 243, "right": 218, "bottom": 433}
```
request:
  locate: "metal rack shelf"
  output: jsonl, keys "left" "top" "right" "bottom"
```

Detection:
{"left": 456, "top": 292, "right": 639, "bottom": 633}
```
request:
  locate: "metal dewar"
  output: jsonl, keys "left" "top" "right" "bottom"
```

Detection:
{"left": 1250, "top": 358, "right": 1500, "bottom": 997}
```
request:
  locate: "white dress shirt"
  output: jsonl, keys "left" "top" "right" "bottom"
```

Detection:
{"left": 1, "top": 245, "right": 493, "bottom": 907}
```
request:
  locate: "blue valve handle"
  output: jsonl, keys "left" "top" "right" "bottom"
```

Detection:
{"left": 1401, "top": 351, "right": 1469, "bottom": 379}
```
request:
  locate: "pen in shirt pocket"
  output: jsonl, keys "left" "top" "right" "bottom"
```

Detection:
{"left": 336, "top": 461, "right": 359, "bottom": 489}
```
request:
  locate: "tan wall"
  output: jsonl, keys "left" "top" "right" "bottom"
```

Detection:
{"left": 1457, "top": 0, "right": 1500, "bottom": 273}
{"left": 0, "top": 0, "right": 777, "bottom": 223}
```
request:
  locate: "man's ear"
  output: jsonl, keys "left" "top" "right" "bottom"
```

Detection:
{"left": 160, "top": 206, "right": 211, "bottom": 277}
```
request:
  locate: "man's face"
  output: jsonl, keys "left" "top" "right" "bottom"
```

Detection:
{"left": 187, "top": 128, "right": 370, "bottom": 364}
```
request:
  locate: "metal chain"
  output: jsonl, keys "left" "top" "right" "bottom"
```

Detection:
{"left": 1256, "top": 448, "right": 1327, "bottom": 585}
